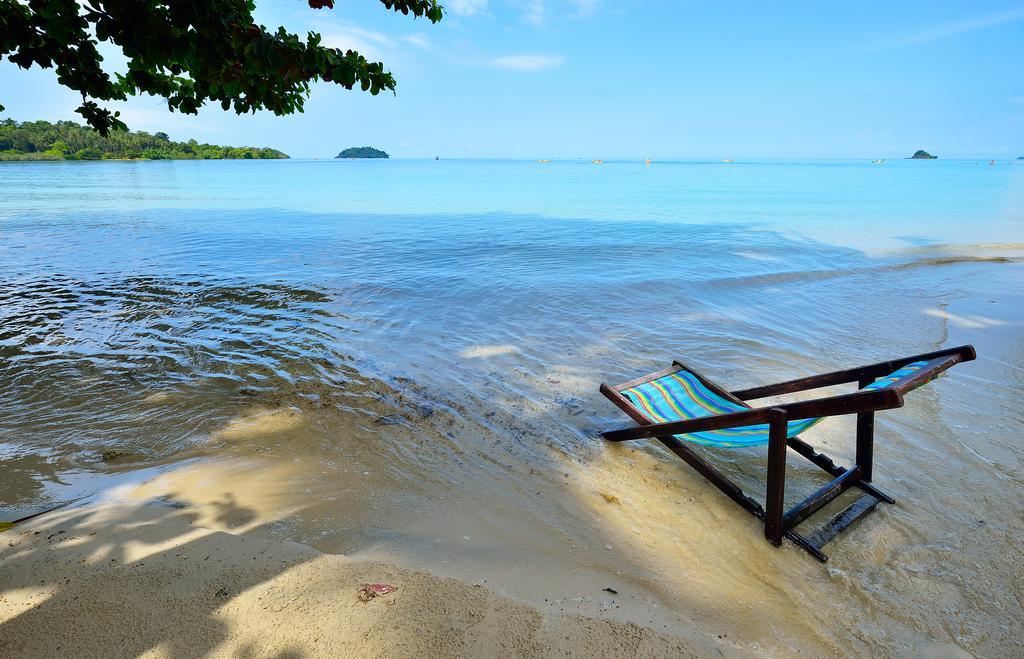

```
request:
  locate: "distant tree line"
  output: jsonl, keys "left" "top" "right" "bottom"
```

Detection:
{"left": 0, "top": 119, "right": 288, "bottom": 160}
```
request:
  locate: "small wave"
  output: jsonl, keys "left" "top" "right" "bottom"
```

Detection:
{"left": 894, "top": 242, "right": 1024, "bottom": 254}
{"left": 706, "top": 254, "right": 1021, "bottom": 289}
{"left": 892, "top": 255, "right": 1016, "bottom": 267}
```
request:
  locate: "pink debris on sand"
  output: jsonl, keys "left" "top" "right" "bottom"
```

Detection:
{"left": 358, "top": 583, "right": 398, "bottom": 602}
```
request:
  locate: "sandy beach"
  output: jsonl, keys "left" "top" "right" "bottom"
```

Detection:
{"left": 0, "top": 501, "right": 709, "bottom": 658}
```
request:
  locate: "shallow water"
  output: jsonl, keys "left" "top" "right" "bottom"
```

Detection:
{"left": 1, "top": 159, "right": 1022, "bottom": 654}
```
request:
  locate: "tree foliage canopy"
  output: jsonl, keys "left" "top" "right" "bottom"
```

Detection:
{"left": 336, "top": 146, "right": 389, "bottom": 159}
{"left": 0, "top": 0, "right": 443, "bottom": 135}
{"left": 0, "top": 118, "right": 288, "bottom": 160}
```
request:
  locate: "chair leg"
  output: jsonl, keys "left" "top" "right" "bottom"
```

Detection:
{"left": 764, "top": 409, "right": 788, "bottom": 546}
{"left": 856, "top": 376, "right": 876, "bottom": 483}
{"left": 856, "top": 411, "right": 874, "bottom": 482}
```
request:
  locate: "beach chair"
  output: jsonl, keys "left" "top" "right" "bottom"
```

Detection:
{"left": 599, "top": 345, "right": 976, "bottom": 561}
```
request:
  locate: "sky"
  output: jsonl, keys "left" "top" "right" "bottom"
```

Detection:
{"left": 1, "top": 0, "right": 1023, "bottom": 159}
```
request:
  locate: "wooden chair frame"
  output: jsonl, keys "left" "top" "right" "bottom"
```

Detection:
{"left": 600, "top": 345, "right": 976, "bottom": 561}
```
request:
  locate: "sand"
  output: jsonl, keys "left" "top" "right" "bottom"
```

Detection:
{"left": 0, "top": 501, "right": 715, "bottom": 658}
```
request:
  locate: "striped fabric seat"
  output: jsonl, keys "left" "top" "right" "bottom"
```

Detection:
{"left": 621, "top": 370, "right": 823, "bottom": 448}
{"left": 620, "top": 361, "right": 931, "bottom": 448}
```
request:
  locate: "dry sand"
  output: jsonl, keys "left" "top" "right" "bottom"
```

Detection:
{"left": 0, "top": 501, "right": 717, "bottom": 658}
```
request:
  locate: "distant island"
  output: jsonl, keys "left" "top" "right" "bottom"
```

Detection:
{"left": 0, "top": 119, "right": 288, "bottom": 160}
{"left": 1018, "top": 156, "right": 1023, "bottom": 160}
{"left": 909, "top": 149, "right": 937, "bottom": 159}
{"left": 336, "top": 146, "right": 389, "bottom": 159}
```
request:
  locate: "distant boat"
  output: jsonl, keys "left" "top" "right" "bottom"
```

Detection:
{"left": 537, "top": 159, "right": 550, "bottom": 164}
{"left": 435, "top": 156, "right": 439, "bottom": 160}
{"left": 721, "top": 158, "right": 734, "bottom": 163}
{"left": 872, "top": 159, "right": 885, "bottom": 164}
{"left": 645, "top": 158, "right": 651, "bottom": 166}
{"left": 989, "top": 160, "right": 996, "bottom": 166}
{"left": 591, "top": 159, "right": 603, "bottom": 164}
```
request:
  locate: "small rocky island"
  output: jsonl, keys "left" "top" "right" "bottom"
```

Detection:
{"left": 336, "top": 147, "right": 389, "bottom": 159}
{"left": 909, "top": 149, "right": 937, "bottom": 159}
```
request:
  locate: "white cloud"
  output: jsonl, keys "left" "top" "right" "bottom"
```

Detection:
{"left": 446, "top": 0, "right": 488, "bottom": 16}
{"left": 489, "top": 54, "right": 565, "bottom": 71}
{"left": 400, "top": 34, "right": 432, "bottom": 49}
{"left": 868, "top": 7, "right": 1024, "bottom": 51}
{"left": 523, "top": 0, "right": 546, "bottom": 26}
{"left": 319, "top": 24, "right": 394, "bottom": 60}
{"left": 568, "top": 0, "right": 600, "bottom": 18}
{"left": 445, "top": 0, "right": 596, "bottom": 27}
{"left": 316, "top": 22, "right": 430, "bottom": 62}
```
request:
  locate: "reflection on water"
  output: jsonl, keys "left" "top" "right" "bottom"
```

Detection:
{"left": 0, "top": 274, "right": 356, "bottom": 506}
{"left": 1, "top": 161, "right": 1022, "bottom": 654}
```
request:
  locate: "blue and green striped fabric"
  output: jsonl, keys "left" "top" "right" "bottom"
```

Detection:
{"left": 620, "top": 360, "right": 933, "bottom": 448}
{"left": 620, "top": 370, "right": 824, "bottom": 448}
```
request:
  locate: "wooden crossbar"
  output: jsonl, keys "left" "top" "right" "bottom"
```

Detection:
{"left": 783, "top": 466, "right": 862, "bottom": 531}
{"left": 806, "top": 494, "right": 880, "bottom": 549}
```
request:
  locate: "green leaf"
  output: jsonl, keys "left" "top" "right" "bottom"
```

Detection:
{"left": 0, "top": 0, "right": 442, "bottom": 133}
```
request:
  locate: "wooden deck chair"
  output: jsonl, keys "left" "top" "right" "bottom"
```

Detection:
{"left": 599, "top": 345, "right": 976, "bottom": 561}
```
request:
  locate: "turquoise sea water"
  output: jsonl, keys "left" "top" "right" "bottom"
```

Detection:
{"left": 3, "top": 158, "right": 1022, "bottom": 249}
{"left": 1, "top": 158, "right": 1022, "bottom": 653}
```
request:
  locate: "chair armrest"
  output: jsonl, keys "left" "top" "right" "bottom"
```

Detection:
{"left": 732, "top": 370, "right": 863, "bottom": 400}
{"left": 731, "top": 344, "right": 975, "bottom": 400}
{"left": 774, "top": 387, "right": 903, "bottom": 420}
{"left": 888, "top": 353, "right": 968, "bottom": 394}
